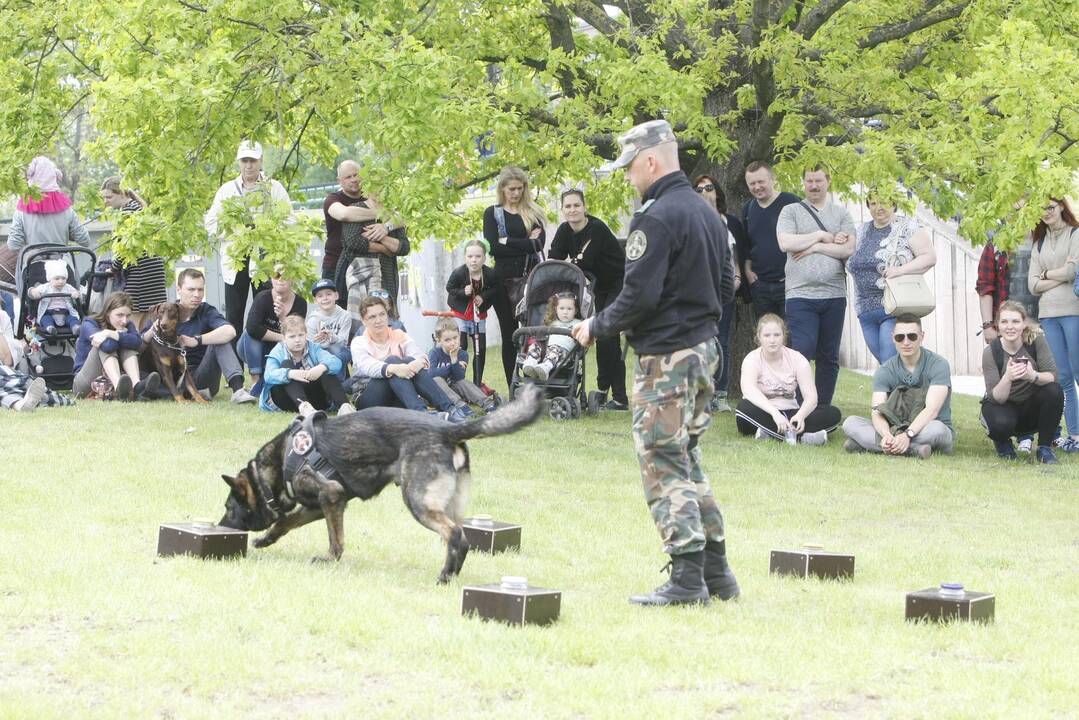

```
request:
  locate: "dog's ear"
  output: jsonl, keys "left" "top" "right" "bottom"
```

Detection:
{"left": 222, "top": 474, "right": 235, "bottom": 486}
{"left": 224, "top": 471, "right": 257, "bottom": 508}
{"left": 149, "top": 302, "right": 167, "bottom": 320}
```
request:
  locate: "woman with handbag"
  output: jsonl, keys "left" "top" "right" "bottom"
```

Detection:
{"left": 849, "top": 193, "right": 936, "bottom": 363}
{"left": 549, "top": 189, "right": 628, "bottom": 409}
{"left": 483, "top": 166, "right": 546, "bottom": 388}
{"left": 1028, "top": 197, "right": 1079, "bottom": 452}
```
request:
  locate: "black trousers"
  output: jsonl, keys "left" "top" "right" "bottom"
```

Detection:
{"left": 223, "top": 259, "right": 268, "bottom": 337}
{"left": 735, "top": 398, "right": 841, "bottom": 439}
{"left": 594, "top": 289, "right": 627, "bottom": 403}
{"left": 270, "top": 373, "right": 349, "bottom": 412}
{"left": 981, "top": 382, "right": 1064, "bottom": 448}
{"left": 491, "top": 278, "right": 522, "bottom": 388}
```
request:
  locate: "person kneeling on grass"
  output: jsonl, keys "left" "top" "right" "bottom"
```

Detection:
{"left": 259, "top": 316, "right": 355, "bottom": 416}
{"left": 842, "top": 314, "right": 955, "bottom": 459}
{"left": 735, "top": 313, "right": 840, "bottom": 444}
{"left": 980, "top": 300, "right": 1063, "bottom": 464}
{"left": 1, "top": 308, "right": 72, "bottom": 412}
{"left": 428, "top": 317, "right": 500, "bottom": 413}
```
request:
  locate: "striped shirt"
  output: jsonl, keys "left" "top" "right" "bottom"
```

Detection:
{"left": 111, "top": 200, "right": 168, "bottom": 311}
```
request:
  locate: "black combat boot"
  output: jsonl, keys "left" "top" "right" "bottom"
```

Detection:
{"left": 703, "top": 540, "right": 740, "bottom": 601}
{"left": 628, "top": 550, "right": 709, "bottom": 606}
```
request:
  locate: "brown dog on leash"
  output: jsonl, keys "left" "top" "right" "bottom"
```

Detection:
{"left": 140, "top": 302, "right": 207, "bottom": 403}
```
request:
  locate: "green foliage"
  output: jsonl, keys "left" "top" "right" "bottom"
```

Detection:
{"left": 0, "top": 0, "right": 1076, "bottom": 254}
{"left": 216, "top": 187, "right": 321, "bottom": 293}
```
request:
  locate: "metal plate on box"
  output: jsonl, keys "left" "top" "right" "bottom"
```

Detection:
{"left": 461, "top": 583, "right": 561, "bottom": 626}
{"left": 461, "top": 518, "right": 521, "bottom": 554}
{"left": 770, "top": 549, "right": 855, "bottom": 580}
{"left": 905, "top": 588, "right": 995, "bottom": 624}
{"left": 157, "top": 523, "right": 248, "bottom": 560}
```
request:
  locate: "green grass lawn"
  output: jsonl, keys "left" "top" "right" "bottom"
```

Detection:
{"left": 1, "top": 355, "right": 1077, "bottom": 719}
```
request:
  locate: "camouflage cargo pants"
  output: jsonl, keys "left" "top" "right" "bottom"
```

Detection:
{"left": 632, "top": 338, "right": 725, "bottom": 555}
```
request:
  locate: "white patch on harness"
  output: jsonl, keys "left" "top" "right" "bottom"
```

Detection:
{"left": 292, "top": 430, "right": 313, "bottom": 456}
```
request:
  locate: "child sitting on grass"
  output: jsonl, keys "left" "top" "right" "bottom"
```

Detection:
{"left": 306, "top": 278, "right": 353, "bottom": 379}
{"left": 521, "top": 292, "right": 582, "bottom": 382}
{"left": 260, "top": 315, "right": 355, "bottom": 417}
{"left": 428, "top": 318, "right": 500, "bottom": 413}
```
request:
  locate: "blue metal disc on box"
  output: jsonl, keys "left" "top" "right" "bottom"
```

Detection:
{"left": 461, "top": 577, "right": 561, "bottom": 626}
{"left": 906, "top": 583, "right": 994, "bottom": 624}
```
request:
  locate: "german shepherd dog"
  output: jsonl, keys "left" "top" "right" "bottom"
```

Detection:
{"left": 218, "top": 385, "right": 543, "bottom": 583}
{"left": 141, "top": 302, "right": 206, "bottom": 403}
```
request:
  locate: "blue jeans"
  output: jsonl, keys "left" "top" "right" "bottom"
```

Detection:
{"left": 713, "top": 301, "right": 735, "bottom": 394}
{"left": 356, "top": 356, "right": 455, "bottom": 412}
{"left": 323, "top": 342, "right": 351, "bottom": 379}
{"left": 1042, "top": 315, "right": 1079, "bottom": 435}
{"left": 0, "top": 292, "right": 13, "bottom": 323}
{"left": 786, "top": 296, "right": 847, "bottom": 405}
{"left": 236, "top": 332, "right": 272, "bottom": 376}
{"left": 857, "top": 307, "right": 897, "bottom": 365}
{"left": 749, "top": 279, "right": 785, "bottom": 321}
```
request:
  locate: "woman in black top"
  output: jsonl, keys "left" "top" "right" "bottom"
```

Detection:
{"left": 483, "top": 166, "right": 546, "bottom": 388}
{"left": 694, "top": 174, "right": 746, "bottom": 413}
{"left": 102, "top": 177, "right": 167, "bottom": 332}
{"left": 549, "top": 189, "right": 628, "bottom": 409}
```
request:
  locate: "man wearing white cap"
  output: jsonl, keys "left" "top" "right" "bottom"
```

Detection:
{"left": 573, "top": 119, "right": 739, "bottom": 606}
{"left": 204, "top": 140, "right": 292, "bottom": 336}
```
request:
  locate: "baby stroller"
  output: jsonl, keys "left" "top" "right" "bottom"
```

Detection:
{"left": 16, "top": 244, "right": 103, "bottom": 390}
{"left": 509, "top": 260, "right": 593, "bottom": 420}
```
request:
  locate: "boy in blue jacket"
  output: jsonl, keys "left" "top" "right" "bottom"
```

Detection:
{"left": 260, "top": 315, "right": 355, "bottom": 416}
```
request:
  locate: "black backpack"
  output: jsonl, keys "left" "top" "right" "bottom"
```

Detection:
{"left": 989, "top": 338, "right": 1037, "bottom": 375}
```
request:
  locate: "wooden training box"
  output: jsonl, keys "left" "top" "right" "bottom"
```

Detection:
{"left": 462, "top": 578, "right": 561, "bottom": 626}
{"left": 461, "top": 516, "right": 521, "bottom": 554}
{"left": 157, "top": 522, "right": 248, "bottom": 560}
{"left": 770, "top": 547, "right": 855, "bottom": 581}
{"left": 906, "top": 586, "right": 995, "bottom": 624}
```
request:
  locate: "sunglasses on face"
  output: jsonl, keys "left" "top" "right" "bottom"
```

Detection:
{"left": 369, "top": 290, "right": 390, "bottom": 300}
{"left": 694, "top": 184, "right": 715, "bottom": 193}
{"left": 893, "top": 332, "right": 920, "bottom": 343}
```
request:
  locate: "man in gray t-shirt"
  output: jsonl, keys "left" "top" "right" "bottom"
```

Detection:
{"left": 776, "top": 168, "right": 856, "bottom": 404}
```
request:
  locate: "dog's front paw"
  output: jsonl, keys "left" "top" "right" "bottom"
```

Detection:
{"left": 253, "top": 535, "right": 276, "bottom": 549}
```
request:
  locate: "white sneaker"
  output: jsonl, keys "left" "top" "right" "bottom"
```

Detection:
{"left": 18, "top": 377, "right": 47, "bottom": 412}
{"left": 198, "top": 388, "right": 214, "bottom": 402}
{"left": 801, "top": 430, "right": 828, "bottom": 446}
{"left": 532, "top": 361, "right": 552, "bottom": 382}
{"left": 230, "top": 388, "right": 257, "bottom": 404}
{"left": 337, "top": 402, "right": 356, "bottom": 416}
{"left": 297, "top": 401, "right": 316, "bottom": 418}
{"left": 754, "top": 428, "right": 767, "bottom": 440}
{"left": 1016, "top": 437, "right": 1033, "bottom": 454}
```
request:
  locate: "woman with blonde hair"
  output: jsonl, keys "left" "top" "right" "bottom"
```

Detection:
{"left": 101, "top": 176, "right": 166, "bottom": 330}
{"left": 735, "top": 313, "right": 841, "bottom": 444}
{"left": 483, "top": 165, "right": 546, "bottom": 387}
{"left": 980, "top": 300, "right": 1064, "bottom": 463}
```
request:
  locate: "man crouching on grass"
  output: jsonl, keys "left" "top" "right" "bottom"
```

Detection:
{"left": 841, "top": 314, "right": 955, "bottom": 458}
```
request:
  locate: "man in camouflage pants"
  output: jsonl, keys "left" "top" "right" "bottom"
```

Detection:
{"left": 574, "top": 120, "right": 739, "bottom": 606}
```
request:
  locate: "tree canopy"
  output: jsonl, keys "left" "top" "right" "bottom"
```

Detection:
{"left": 2, "top": 0, "right": 1077, "bottom": 262}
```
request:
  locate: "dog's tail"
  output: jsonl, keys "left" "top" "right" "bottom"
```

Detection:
{"left": 449, "top": 384, "right": 545, "bottom": 441}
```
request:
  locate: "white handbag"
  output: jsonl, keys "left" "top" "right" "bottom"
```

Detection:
{"left": 883, "top": 274, "right": 935, "bottom": 317}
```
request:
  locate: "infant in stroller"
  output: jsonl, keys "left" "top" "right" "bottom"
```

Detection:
{"left": 521, "top": 291, "right": 581, "bottom": 382}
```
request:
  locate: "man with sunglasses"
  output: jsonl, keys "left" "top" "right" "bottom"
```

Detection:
{"left": 573, "top": 120, "right": 738, "bottom": 607}
{"left": 841, "top": 314, "right": 954, "bottom": 458}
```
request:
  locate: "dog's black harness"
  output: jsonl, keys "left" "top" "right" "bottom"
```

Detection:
{"left": 282, "top": 411, "right": 342, "bottom": 494}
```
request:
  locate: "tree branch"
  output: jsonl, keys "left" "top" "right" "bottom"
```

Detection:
{"left": 861, "top": 1, "right": 969, "bottom": 51}
{"left": 796, "top": 0, "right": 852, "bottom": 41}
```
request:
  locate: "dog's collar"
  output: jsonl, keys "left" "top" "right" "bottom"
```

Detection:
{"left": 151, "top": 326, "right": 187, "bottom": 356}
{"left": 250, "top": 459, "right": 294, "bottom": 519}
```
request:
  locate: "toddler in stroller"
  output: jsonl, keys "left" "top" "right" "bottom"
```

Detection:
{"left": 509, "top": 259, "right": 593, "bottom": 419}
{"left": 29, "top": 260, "right": 81, "bottom": 336}
{"left": 521, "top": 292, "right": 581, "bottom": 382}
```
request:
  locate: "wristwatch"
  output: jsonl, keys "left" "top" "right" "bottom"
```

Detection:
{"left": 195, "top": 334, "right": 203, "bottom": 346}
{"left": 905, "top": 428, "right": 916, "bottom": 439}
